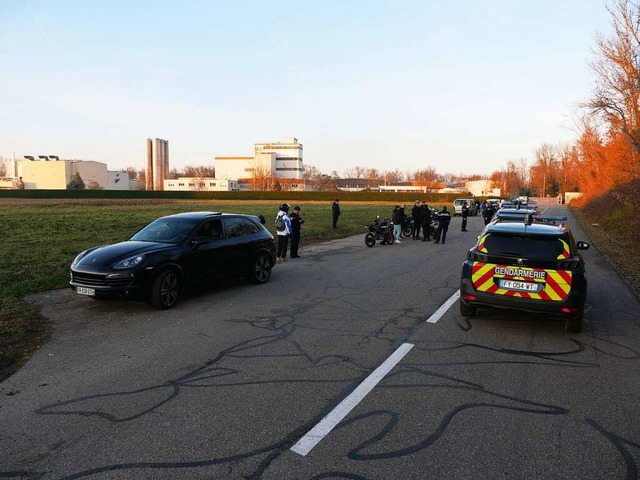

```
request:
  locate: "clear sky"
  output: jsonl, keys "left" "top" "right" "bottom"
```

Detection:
{"left": 0, "top": 0, "right": 611, "bottom": 177}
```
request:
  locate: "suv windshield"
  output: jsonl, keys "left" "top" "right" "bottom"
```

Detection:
{"left": 483, "top": 233, "right": 566, "bottom": 260}
{"left": 131, "top": 218, "right": 200, "bottom": 243}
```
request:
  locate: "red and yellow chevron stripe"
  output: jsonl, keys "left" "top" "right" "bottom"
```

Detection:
{"left": 471, "top": 261, "right": 572, "bottom": 301}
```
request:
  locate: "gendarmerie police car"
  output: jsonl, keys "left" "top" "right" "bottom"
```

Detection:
{"left": 459, "top": 214, "right": 590, "bottom": 332}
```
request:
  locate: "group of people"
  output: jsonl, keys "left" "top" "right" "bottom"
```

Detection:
{"left": 275, "top": 199, "right": 341, "bottom": 263}
{"left": 392, "top": 200, "right": 453, "bottom": 244}
{"left": 274, "top": 203, "right": 304, "bottom": 263}
{"left": 479, "top": 200, "right": 497, "bottom": 225}
{"left": 274, "top": 197, "right": 471, "bottom": 262}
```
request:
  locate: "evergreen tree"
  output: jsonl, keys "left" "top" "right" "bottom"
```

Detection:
{"left": 67, "top": 172, "right": 85, "bottom": 190}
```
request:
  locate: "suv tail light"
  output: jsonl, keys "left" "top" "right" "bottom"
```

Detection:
{"left": 468, "top": 251, "right": 488, "bottom": 262}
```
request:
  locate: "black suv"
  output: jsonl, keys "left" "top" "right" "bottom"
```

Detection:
{"left": 459, "top": 216, "right": 590, "bottom": 331}
{"left": 70, "top": 212, "right": 276, "bottom": 309}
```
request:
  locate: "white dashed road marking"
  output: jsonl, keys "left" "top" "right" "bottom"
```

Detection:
{"left": 291, "top": 289, "right": 459, "bottom": 456}
{"left": 426, "top": 289, "right": 460, "bottom": 323}
{"left": 290, "top": 342, "right": 415, "bottom": 456}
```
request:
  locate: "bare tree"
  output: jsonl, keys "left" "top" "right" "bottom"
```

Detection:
{"left": 531, "top": 144, "right": 559, "bottom": 196}
{"left": 586, "top": 0, "right": 640, "bottom": 176}
{"left": 412, "top": 167, "right": 439, "bottom": 184}
{"left": 383, "top": 169, "right": 404, "bottom": 184}
{"left": 364, "top": 168, "right": 382, "bottom": 180}
{"left": 184, "top": 165, "right": 215, "bottom": 178}
{"left": 342, "top": 167, "right": 356, "bottom": 178}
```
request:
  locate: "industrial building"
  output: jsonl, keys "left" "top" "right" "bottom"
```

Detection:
{"left": 164, "top": 177, "right": 239, "bottom": 191}
{"left": 215, "top": 137, "right": 304, "bottom": 181}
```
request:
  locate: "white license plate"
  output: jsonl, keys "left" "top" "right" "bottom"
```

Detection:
{"left": 500, "top": 280, "right": 540, "bottom": 292}
{"left": 76, "top": 286, "right": 95, "bottom": 296}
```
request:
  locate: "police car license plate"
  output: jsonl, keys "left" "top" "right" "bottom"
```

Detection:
{"left": 76, "top": 287, "right": 95, "bottom": 296}
{"left": 500, "top": 280, "right": 539, "bottom": 292}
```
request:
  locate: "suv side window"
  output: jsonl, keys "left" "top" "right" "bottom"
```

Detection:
{"left": 243, "top": 218, "right": 262, "bottom": 234}
{"left": 223, "top": 217, "right": 249, "bottom": 238}
{"left": 196, "top": 220, "right": 222, "bottom": 240}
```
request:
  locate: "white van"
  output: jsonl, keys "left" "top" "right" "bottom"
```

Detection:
{"left": 453, "top": 199, "right": 478, "bottom": 216}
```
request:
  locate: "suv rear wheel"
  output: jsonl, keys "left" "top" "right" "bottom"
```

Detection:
{"left": 460, "top": 300, "right": 477, "bottom": 317}
{"left": 565, "top": 314, "right": 583, "bottom": 333}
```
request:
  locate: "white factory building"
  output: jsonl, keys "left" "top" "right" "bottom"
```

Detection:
{"left": 215, "top": 137, "right": 304, "bottom": 181}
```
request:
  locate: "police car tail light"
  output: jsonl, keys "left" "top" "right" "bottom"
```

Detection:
{"left": 462, "top": 293, "right": 477, "bottom": 301}
{"left": 469, "top": 251, "right": 488, "bottom": 262}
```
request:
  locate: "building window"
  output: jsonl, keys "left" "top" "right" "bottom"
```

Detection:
{"left": 178, "top": 183, "right": 184, "bottom": 186}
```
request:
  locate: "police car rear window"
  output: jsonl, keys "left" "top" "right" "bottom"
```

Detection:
{"left": 482, "top": 233, "right": 565, "bottom": 260}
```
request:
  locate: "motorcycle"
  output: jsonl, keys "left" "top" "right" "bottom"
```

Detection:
{"left": 401, "top": 209, "right": 439, "bottom": 239}
{"left": 401, "top": 215, "right": 415, "bottom": 238}
{"left": 364, "top": 217, "right": 395, "bottom": 247}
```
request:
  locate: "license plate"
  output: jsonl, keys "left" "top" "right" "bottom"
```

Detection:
{"left": 500, "top": 280, "right": 540, "bottom": 292}
{"left": 76, "top": 286, "right": 95, "bottom": 296}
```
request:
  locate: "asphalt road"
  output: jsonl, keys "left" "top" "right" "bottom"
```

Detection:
{"left": 1, "top": 207, "right": 639, "bottom": 480}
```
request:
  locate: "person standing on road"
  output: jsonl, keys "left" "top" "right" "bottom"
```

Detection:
{"left": 483, "top": 202, "right": 495, "bottom": 225}
{"left": 421, "top": 202, "right": 432, "bottom": 241}
{"left": 331, "top": 199, "right": 341, "bottom": 229}
{"left": 289, "top": 206, "right": 304, "bottom": 259}
{"left": 411, "top": 200, "right": 423, "bottom": 240}
{"left": 461, "top": 202, "right": 470, "bottom": 232}
{"left": 275, "top": 203, "right": 292, "bottom": 263}
{"left": 392, "top": 205, "right": 403, "bottom": 244}
{"left": 434, "top": 206, "right": 451, "bottom": 244}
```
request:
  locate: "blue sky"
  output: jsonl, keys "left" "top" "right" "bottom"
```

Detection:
{"left": 0, "top": 0, "right": 610, "bottom": 176}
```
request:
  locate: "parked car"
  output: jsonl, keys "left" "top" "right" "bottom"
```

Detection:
{"left": 459, "top": 215, "right": 590, "bottom": 331}
{"left": 70, "top": 212, "right": 276, "bottom": 309}
{"left": 453, "top": 199, "right": 478, "bottom": 216}
{"left": 493, "top": 207, "right": 541, "bottom": 223}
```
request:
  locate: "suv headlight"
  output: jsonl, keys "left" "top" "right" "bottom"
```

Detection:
{"left": 113, "top": 254, "right": 146, "bottom": 270}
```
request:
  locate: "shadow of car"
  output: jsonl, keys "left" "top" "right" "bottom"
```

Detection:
{"left": 70, "top": 212, "right": 276, "bottom": 309}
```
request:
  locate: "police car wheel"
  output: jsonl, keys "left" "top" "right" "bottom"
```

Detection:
{"left": 459, "top": 299, "right": 477, "bottom": 317}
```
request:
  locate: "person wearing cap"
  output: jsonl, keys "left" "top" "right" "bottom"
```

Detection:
{"left": 411, "top": 199, "right": 423, "bottom": 240}
{"left": 434, "top": 206, "right": 452, "bottom": 244}
{"left": 275, "top": 203, "right": 292, "bottom": 263}
{"left": 289, "top": 206, "right": 304, "bottom": 258}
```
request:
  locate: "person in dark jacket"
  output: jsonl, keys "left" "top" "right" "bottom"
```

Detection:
{"left": 434, "top": 206, "right": 452, "bottom": 244}
{"left": 421, "top": 202, "right": 432, "bottom": 241}
{"left": 411, "top": 200, "right": 422, "bottom": 240}
{"left": 289, "top": 206, "right": 304, "bottom": 258}
{"left": 482, "top": 203, "right": 495, "bottom": 225}
{"left": 331, "top": 199, "right": 341, "bottom": 229}
{"left": 461, "top": 202, "right": 470, "bottom": 232}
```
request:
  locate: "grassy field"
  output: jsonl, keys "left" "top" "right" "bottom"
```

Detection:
{"left": 0, "top": 198, "right": 441, "bottom": 381}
